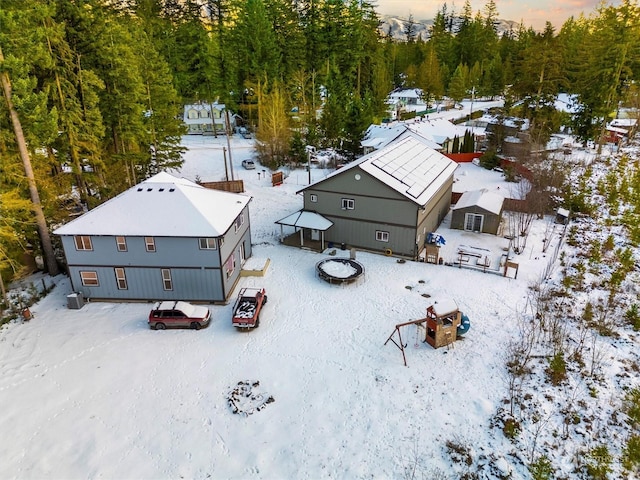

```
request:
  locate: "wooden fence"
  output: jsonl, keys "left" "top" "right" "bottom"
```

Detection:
{"left": 199, "top": 180, "right": 244, "bottom": 193}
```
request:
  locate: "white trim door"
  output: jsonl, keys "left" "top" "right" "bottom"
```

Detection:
{"left": 464, "top": 213, "right": 484, "bottom": 232}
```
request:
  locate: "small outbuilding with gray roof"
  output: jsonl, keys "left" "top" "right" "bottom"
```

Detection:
{"left": 288, "top": 131, "right": 458, "bottom": 260}
{"left": 54, "top": 172, "right": 252, "bottom": 302}
{"left": 450, "top": 188, "right": 504, "bottom": 235}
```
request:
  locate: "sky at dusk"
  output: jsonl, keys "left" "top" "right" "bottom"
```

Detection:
{"left": 374, "top": 0, "right": 621, "bottom": 30}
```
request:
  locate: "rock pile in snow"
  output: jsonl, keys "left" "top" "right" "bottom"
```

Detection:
{"left": 227, "top": 380, "right": 275, "bottom": 416}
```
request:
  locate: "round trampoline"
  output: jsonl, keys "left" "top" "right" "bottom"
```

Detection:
{"left": 316, "top": 258, "right": 365, "bottom": 284}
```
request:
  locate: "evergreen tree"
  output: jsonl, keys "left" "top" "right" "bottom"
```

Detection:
{"left": 571, "top": 0, "right": 640, "bottom": 148}
{"left": 512, "top": 22, "right": 566, "bottom": 145}
{"left": 430, "top": 3, "right": 456, "bottom": 74}
{"left": 416, "top": 44, "right": 445, "bottom": 107}
{"left": 0, "top": 1, "right": 62, "bottom": 275}
{"left": 404, "top": 14, "right": 417, "bottom": 43}
{"left": 448, "top": 64, "right": 468, "bottom": 104}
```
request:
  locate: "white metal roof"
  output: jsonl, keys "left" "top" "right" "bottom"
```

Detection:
{"left": 452, "top": 188, "right": 504, "bottom": 215}
{"left": 275, "top": 210, "right": 333, "bottom": 231}
{"left": 406, "top": 117, "right": 471, "bottom": 146}
{"left": 362, "top": 124, "right": 442, "bottom": 151}
{"left": 301, "top": 132, "right": 457, "bottom": 206}
{"left": 360, "top": 133, "right": 458, "bottom": 205}
{"left": 54, "top": 172, "right": 251, "bottom": 237}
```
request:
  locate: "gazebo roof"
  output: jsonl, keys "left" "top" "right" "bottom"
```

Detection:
{"left": 275, "top": 210, "right": 333, "bottom": 231}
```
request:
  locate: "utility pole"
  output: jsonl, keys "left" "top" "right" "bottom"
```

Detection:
{"left": 222, "top": 147, "right": 229, "bottom": 181}
{"left": 225, "top": 109, "right": 235, "bottom": 181}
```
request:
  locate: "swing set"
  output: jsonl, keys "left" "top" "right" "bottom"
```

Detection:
{"left": 384, "top": 299, "right": 466, "bottom": 366}
{"left": 383, "top": 318, "right": 429, "bottom": 367}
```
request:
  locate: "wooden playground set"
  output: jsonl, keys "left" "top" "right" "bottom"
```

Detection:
{"left": 385, "top": 298, "right": 470, "bottom": 366}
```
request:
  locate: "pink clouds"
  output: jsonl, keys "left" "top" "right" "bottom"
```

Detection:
{"left": 375, "top": 0, "right": 621, "bottom": 30}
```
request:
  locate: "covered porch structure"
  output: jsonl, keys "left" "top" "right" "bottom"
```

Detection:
{"left": 275, "top": 210, "right": 333, "bottom": 252}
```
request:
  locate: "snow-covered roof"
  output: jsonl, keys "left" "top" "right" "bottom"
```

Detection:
{"left": 306, "top": 132, "right": 457, "bottom": 206}
{"left": 430, "top": 298, "right": 459, "bottom": 317}
{"left": 154, "top": 301, "right": 208, "bottom": 318}
{"left": 275, "top": 210, "right": 333, "bottom": 231}
{"left": 387, "top": 88, "right": 423, "bottom": 100}
{"left": 609, "top": 118, "right": 637, "bottom": 128}
{"left": 361, "top": 124, "right": 405, "bottom": 149}
{"left": 606, "top": 125, "right": 629, "bottom": 135}
{"left": 452, "top": 188, "right": 504, "bottom": 215}
{"left": 54, "top": 172, "right": 251, "bottom": 237}
{"left": 363, "top": 118, "right": 470, "bottom": 152}
{"left": 361, "top": 124, "right": 441, "bottom": 151}
{"left": 407, "top": 117, "right": 471, "bottom": 146}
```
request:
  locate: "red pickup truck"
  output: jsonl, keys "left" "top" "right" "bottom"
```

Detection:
{"left": 232, "top": 287, "right": 268, "bottom": 328}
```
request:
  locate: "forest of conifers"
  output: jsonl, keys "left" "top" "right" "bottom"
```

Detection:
{"left": 0, "top": 0, "right": 638, "bottom": 281}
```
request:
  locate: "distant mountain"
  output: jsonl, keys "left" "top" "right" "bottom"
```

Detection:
{"left": 378, "top": 15, "right": 520, "bottom": 41}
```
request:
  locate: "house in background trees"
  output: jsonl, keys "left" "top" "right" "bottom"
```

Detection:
{"left": 283, "top": 131, "right": 458, "bottom": 260}
{"left": 386, "top": 88, "right": 429, "bottom": 120}
{"left": 54, "top": 172, "right": 252, "bottom": 303}
{"left": 183, "top": 102, "right": 234, "bottom": 135}
{"left": 361, "top": 124, "right": 440, "bottom": 154}
{"left": 362, "top": 118, "right": 473, "bottom": 154}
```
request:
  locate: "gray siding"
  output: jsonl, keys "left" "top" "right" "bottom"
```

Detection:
{"left": 451, "top": 206, "right": 501, "bottom": 235}
{"left": 324, "top": 217, "right": 417, "bottom": 256}
{"left": 68, "top": 265, "right": 224, "bottom": 302}
{"left": 60, "top": 235, "right": 223, "bottom": 268}
{"left": 60, "top": 205, "right": 252, "bottom": 302}
{"left": 416, "top": 182, "right": 453, "bottom": 247}
{"left": 302, "top": 167, "right": 454, "bottom": 258}
{"left": 304, "top": 167, "right": 412, "bottom": 225}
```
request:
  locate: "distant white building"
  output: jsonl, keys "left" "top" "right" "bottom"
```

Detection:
{"left": 183, "top": 102, "right": 234, "bottom": 135}
{"left": 386, "top": 88, "right": 428, "bottom": 119}
{"left": 362, "top": 118, "right": 472, "bottom": 154}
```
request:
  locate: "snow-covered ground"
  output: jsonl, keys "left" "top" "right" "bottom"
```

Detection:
{"left": 1, "top": 116, "right": 637, "bottom": 478}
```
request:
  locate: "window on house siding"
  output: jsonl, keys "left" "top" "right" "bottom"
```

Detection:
{"left": 234, "top": 213, "right": 244, "bottom": 232}
{"left": 74, "top": 235, "right": 93, "bottom": 251}
{"left": 161, "top": 269, "right": 172, "bottom": 290}
{"left": 80, "top": 271, "right": 99, "bottom": 286}
{"left": 199, "top": 238, "right": 217, "bottom": 250}
{"left": 114, "top": 268, "right": 127, "bottom": 290}
{"left": 225, "top": 254, "right": 235, "bottom": 278}
{"left": 188, "top": 109, "right": 197, "bottom": 119}
{"left": 341, "top": 198, "right": 355, "bottom": 210}
{"left": 145, "top": 237, "right": 156, "bottom": 252}
{"left": 376, "top": 230, "right": 390, "bottom": 242}
{"left": 116, "top": 236, "right": 127, "bottom": 252}
{"left": 310, "top": 194, "right": 318, "bottom": 203}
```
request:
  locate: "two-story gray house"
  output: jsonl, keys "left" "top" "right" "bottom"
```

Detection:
{"left": 54, "top": 172, "right": 252, "bottom": 302}
{"left": 291, "top": 131, "right": 458, "bottom": 259}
